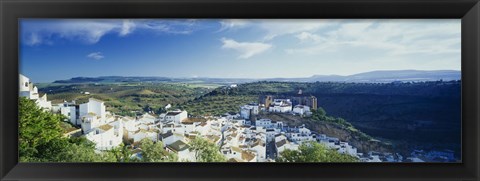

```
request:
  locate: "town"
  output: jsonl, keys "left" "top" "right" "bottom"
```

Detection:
{"left": 20, "top": 74, "right": 436, "bottom": 162}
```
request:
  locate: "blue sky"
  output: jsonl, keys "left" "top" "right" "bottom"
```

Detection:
{"left": 20, "top": 19, "right": 461, "bottom": 83}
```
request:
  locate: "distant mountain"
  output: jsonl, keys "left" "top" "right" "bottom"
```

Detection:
{"left": 325, "top": 70, "right": 461, "bottom": 83}
{"left": 53, "top": 70, "right": 461, "bottom": 84}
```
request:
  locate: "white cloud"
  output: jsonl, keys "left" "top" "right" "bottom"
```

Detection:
{"left": 86, "top": 52, "right": 104, "bottom": 60}
{"left": 25, "top": 33, "right": 42, "bottom": 46}
{"left": 119, "top": 20, "right": 136, "bottom": 36}
{"left": 295, "top": 32, "right": 325, "bottom": 43}
{"left": 21, "top": 19, "right": 199, "bottom": 46}
{"left": 286, "top": 20, "right": 460, "bottom": 56}
{"left": 258, "top": 19, "right": 338, "bottom": 40}
{"left": 217, "top": 19, "right": 250, "bottom": 32}
{"left": 221, "top": 38, "right": 272, "bottom": 59}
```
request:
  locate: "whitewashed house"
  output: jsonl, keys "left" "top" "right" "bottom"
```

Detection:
{"left": 56, "top": 101, "right": 80, "bottom": 125}
{"left": 293, "top": 105, "right": 311, "bottom": 116}
{"left": 249, "top": 140, "right": 266, "bottom": 162}
{"left": 275, "top": 139, "right": 299, "bottom": 156}
{"left": 133, "top": 129, "right": 159, "bottom": 143}
{"left": 19, "top": 74, "right": 52, "bottom": 110}
{"left": 166, "top": 140, "right": 195, "bottom": 162}
{"left": 160, "top": 131, "right": 186, "bottom": 146}
{"left": 85, "top": 122, "right": 123, "bottom": 151}
{"left": 224, "top": 146, "right": 257, "bottom": 162}
{"left": 164, "top": 110, "right": 188, "bottom": 123}
{"left": 79, "top": 98, "right": 106, "bottom": 120}
{"left": 122, "top": 116, "right": 138, "bottom": 140}
{"left": 268, "top": 99, "right": 292, "bottom": 113}
{"left": 240, "top": 104, "right": 259, "bottom": 119}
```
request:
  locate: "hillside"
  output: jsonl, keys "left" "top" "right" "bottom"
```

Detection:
{"left": 39, "top": 82, "right": 218, "bottom": 116}
{"left": 39, "top": 80, "right": 461, "bottom": 158}
{"left": 182, "top": 80, "right": 461, "bottom": 157}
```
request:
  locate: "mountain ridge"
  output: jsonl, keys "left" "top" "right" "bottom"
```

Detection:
{"left": 53, "top": 70, "right": 461, "bottom": 84}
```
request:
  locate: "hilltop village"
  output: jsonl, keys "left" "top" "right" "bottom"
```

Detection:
{"left": 20, "top": 74, "right": 411, "bottom": 162}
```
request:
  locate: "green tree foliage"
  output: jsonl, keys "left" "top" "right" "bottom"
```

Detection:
{"left": 19, "top": 97, "right": 116, "bottom": 162}
{"left": 276, "top": 141, "right": 358, "bottom": 162}
{"left": 108, "top": 144, "right": 140, "bottom": 162}
{"left": 139, "top": 139, "right": 177, "bottom": 162}
{"left": 309, "top": 108, "right": 372, "bottom": 141}
{"left": 189, "top": 137, "right": 226, "bottom": 162}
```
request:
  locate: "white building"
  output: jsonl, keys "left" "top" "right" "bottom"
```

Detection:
{"left": 240, "top": 104, "right": 259, "bottom": 119}
{"left": 19, "top": 74, "right": 52, "bottom": 110}
{"left": 255, "top": 119, "right": 283, "bottom": 129}
{"left": 166, "top": 140, "right": 196, "bottom": 162}
{"left": 79, "top": 98, "right": 106, "bottom": 120}
{"left": 164, "top": 110, "right": 188, "bottom": 123}
{"left": 249, "top": 140, "right": 266, "bottom": 162}
{"left": 269, "top": 99, "right": 292, "bottom": 113}
{"left": 292, "top": 105, "right": 311, "bottom": 116}
{"left": 133, "top": 129, "right": 159, "bottom": 143}
{"left": 51, "top": 101, "right": 81, "bottom": 125}
{"left": 85, "top": 121, "right": 123, "bottom": 151}
{"left": 161, "top": 131, "right": 186, "bottom": 145}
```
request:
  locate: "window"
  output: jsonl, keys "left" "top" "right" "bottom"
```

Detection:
{"left": 24, "top": 82, "right": 28, "bottom": 87}
{"left": 109, "top": 140, "right": 113, "bottom": 145}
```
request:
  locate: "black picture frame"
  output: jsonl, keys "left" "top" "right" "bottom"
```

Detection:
{"left": 1, "top": 0, "right": 479, "bottom": 180}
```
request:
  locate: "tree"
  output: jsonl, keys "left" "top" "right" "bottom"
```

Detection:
{"left": 276, "top": 141, "right": 358, "bottom": 162}
{"left": 108, "top": 144, "right": 138, "bottom": 162}
{"left": 139, "top": 139, "right": 177, "bottom": 162}
{"left": 57, "top": 141, "right": 116, "bottom": 162}
{"left": 19, "top": 97, "right": 67, "bottom": 161}
{"left": 19, "top": 97, "right": 117, "bottom": 162}
{"left": 189, "top": 137, "right": 226, "bottom": 162}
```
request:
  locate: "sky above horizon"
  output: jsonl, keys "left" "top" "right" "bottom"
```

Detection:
{"left": 20, "top": 19, "right": 461, "bottom": 83}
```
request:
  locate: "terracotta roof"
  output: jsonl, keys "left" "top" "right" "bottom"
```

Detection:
{"left": 206, "top": 135, "right": 220, "bottom": 143}
{"left": 231, "top": 146, "right": 242, "bottom": 153}
{"left": 228, "top": 158, "right": 245, "bottom": 162}
{"left": 252, "top": 140, "right": 265, "bottom": 147}
{"left": 98, "top": 124, "right": 113, "bottom": 131}
{"left": 241, "top": 151, "right": 256, "bottom": 162}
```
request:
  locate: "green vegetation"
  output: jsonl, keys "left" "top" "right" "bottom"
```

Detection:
{"left": 189, "top": 137, "right": 226, "bottom": 162}
{"left": 178, "top": 95, "right": 257, "bottom": 116}
{"left": 139, "top": 139, "right": 177, "bottom": 162}
{"left": 310, "top": 108, "right": 372, "bottom": 141}
{"left": 40, "top": 82, "right": 217, "bottom": 116}
{"left": 276, "top": 141, "right": 358, "bottom": 162}
{"left": 19, "top": 97, "right": 115, "bottom": 162}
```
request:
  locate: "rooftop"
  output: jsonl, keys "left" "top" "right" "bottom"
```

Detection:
{"left": 228, "top": 158, "right": 245, "bottom": 162}
{"left": 98, "top": 124, "right": 113, "bottom": 131}
{"left": 275, "top": 139, "right": 287, "bottom": 148}
{"left": 241, "top": 151, "right": 256, "bottom": 162}
{"left": 167, "top": 140, "right": 190, "bottom": 152}
{"left": 166, "top": 111, "right": 183, "bottom": 116}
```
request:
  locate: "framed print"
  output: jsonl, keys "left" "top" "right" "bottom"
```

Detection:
{"left": 1, "top": 0, "right": 479, "bottom": 181}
